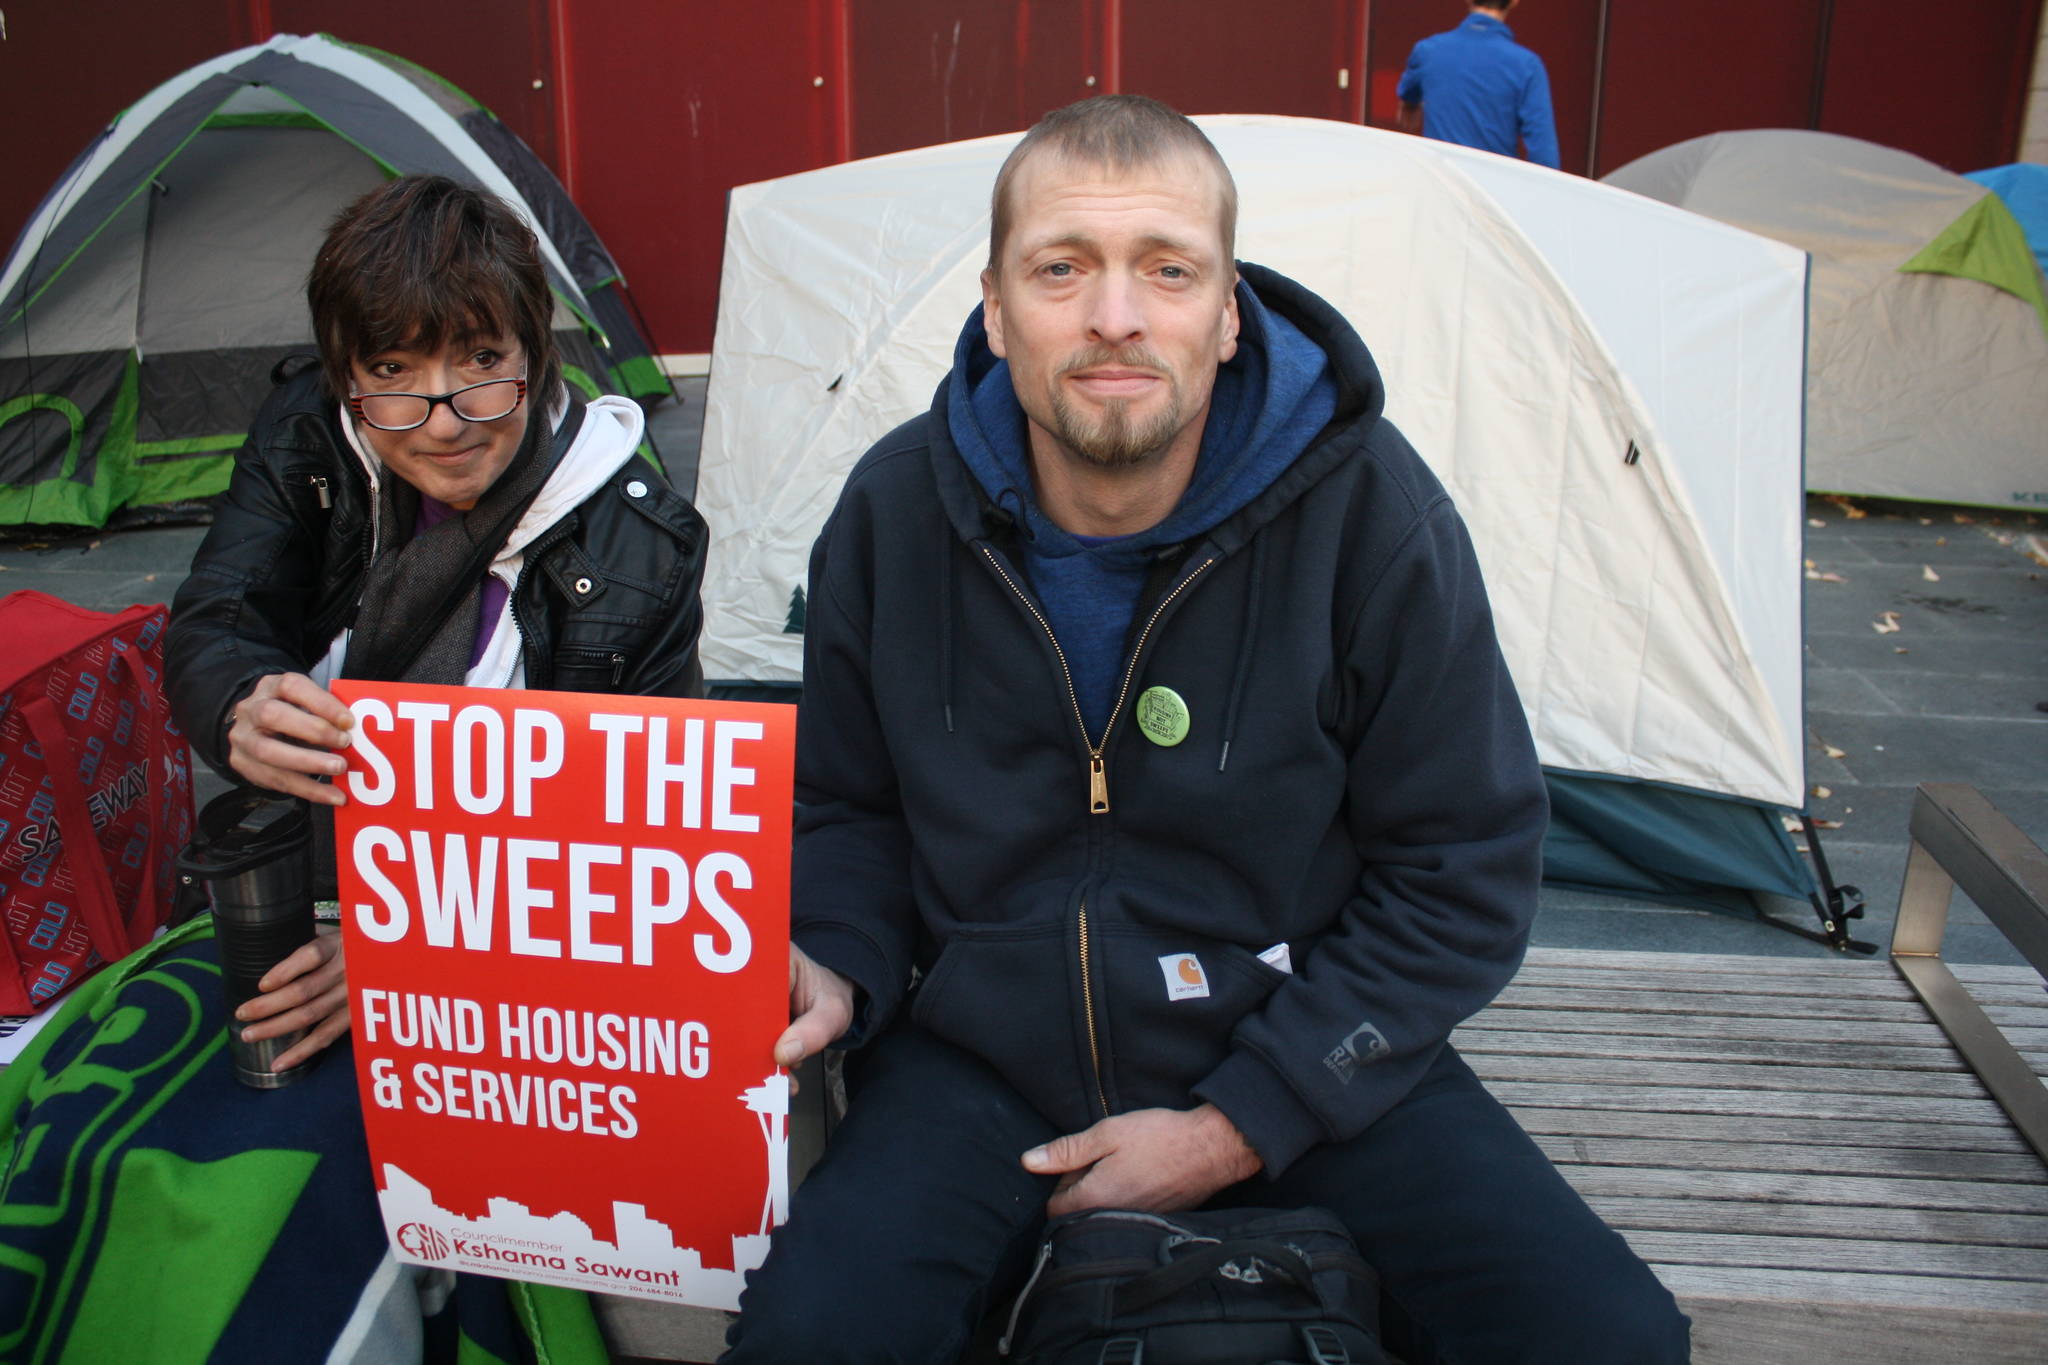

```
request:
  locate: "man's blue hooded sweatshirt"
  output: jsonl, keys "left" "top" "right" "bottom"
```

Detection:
{"left": 948, "top": 281, "right": 1339, "bottom": 735}
{"left": 792, "top": 263, "right": 1547, "bottom": 1174}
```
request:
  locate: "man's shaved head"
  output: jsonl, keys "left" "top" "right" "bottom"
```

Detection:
{"left": 988, "top": 94, "right": 1237, "bottom": 277}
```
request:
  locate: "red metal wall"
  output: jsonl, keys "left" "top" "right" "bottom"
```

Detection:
{"left": 0, "top": 1, "right": 251, "bottom": 266}
{"left": 1594, "top": 1, "right": 1829, "bottom": 173}
{"left": 1120, "top": 0, "right": 1361, "bottom": 121}
{"left": 4, "top": 3, "right": 2041, "bottom": 355}
{"left": 847, "top": 0, "right": 1095, "bottom": 157}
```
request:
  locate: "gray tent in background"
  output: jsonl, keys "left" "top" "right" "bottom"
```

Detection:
{"left": 0, "top": 33, "right": 670, "bottom": 531}
{"left": 1605, "top": 130, "right": 2048, "bottom": 513}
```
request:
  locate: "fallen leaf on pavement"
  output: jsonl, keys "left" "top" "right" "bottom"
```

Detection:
{"left": 1812, "top": 818, "right": 1844, "bottom": 830}
{"left": 1807, "top": 518, "right": 1826, "bottom": 528}
{"left": 1872, "top": 611, "right": 1902, "bottom": 634}
{"left": 1922, "top": 565, "right": 1940, "bottom": 581}
{"left": 1813, "top": 786, "right": 1832, "bottom": 799}
{"left": 1824, "top": 744, "right": 1846, "bottom": 758}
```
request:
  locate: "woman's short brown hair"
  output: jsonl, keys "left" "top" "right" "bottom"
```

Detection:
{"left": 306, "top": 175, "right": 560, "bottom": 408}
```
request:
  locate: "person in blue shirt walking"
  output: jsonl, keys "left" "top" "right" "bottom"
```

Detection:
{"left": 1397, "top": 1, "right": 1561, "bottom": 169}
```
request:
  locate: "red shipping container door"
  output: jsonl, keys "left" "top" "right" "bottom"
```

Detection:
{"left": 1363, "top": 0, "right": 1606, "bottom": 175}
{"left": 1594, "top": 2, "right": 1828, "bottom": 175}
{"left": 1118, "top": 0, "right": 1362, "bottom": 122}
{"left": 557, "top": 1, "right": 846, "bottom": 356}
{"left": 0, "top": 1, "right": 249, "bottom": 276}
{"left": 846, "top": 0, "right": 1097, "bottom": 160}
{"left": 1814, "top": 0, "right": 2041, "bottom": 174}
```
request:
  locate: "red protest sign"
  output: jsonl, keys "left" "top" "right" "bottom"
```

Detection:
{"left": 331, "top": 681, "right": 792, "bottom": 1308}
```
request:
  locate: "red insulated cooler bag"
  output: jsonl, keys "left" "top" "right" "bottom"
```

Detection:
{"left": 0, "top": 590, "right": 195, "bottom": 1013}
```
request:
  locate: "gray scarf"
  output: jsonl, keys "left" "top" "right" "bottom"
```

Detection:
{"left": 343, "top": 398, "right": 584, "bottom": 684}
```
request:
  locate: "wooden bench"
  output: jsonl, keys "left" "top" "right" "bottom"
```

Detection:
{"left": 1459, "top": 783, "right": 2048, "bottom": 1363}
{"left": 600, "top": 782, "right": 2048, "bottom": 1361}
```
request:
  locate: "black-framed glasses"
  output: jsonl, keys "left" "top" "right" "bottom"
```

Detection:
{"left": 347, "top": 377, "right": 527, "bottom": 432}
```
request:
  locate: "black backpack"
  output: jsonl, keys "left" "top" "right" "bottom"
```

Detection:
{"left": 996, "top": 1207, "right": 1387, "bottom": 1365}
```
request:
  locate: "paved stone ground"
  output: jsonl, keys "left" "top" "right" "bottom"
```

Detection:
{"left": 3, "top": 380, "right": 2042, "bottom": 967}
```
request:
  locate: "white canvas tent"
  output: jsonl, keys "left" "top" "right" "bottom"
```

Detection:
{"left": 1605, "top": 129, "right": 2048, "bottom": 512}
{"left": 700, "top": 116, "right": 1816, "bottom": 904}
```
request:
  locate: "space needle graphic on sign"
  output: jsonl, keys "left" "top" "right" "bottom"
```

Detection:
{"left": 331, "top": 681, "right": 797, "bottom": 1309}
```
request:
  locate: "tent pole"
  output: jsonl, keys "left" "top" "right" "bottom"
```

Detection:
{"left": 1585, "top": 0, "right": 1611, "bottom": 176}
{"left": 1801, "top": 812, "right": 1874, "bottom": 953}
{"left": 1807, "top": 0, "right": 1837, "bottom": 130}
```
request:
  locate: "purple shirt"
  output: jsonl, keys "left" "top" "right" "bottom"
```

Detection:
{"left": 415, "top": 496, "right": 509, "bottom": 670}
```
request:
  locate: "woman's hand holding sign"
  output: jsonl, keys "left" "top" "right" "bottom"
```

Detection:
{"left": 227, "top": 671, "right": 356, "bottom": 805}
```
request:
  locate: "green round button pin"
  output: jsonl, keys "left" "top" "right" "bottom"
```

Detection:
{"left": 1136, "top": 686, "right": 1191, "bottom": 747}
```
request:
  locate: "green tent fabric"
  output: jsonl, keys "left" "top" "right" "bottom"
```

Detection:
{"left": 1605, "top": 129, "right": 2048, "bottom": 511}
{"left": 1900, "top": 191, "right": 2048, "bottom": 336}
{"left": 0, "top": 917, "right": 608, "bottom": 1364}
{"left": 1541, "top": 772, "right": 1814, "bottom": 914}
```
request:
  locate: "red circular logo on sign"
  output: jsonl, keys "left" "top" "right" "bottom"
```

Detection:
{"left": 396, "top": 1222, "right": 451, "bottom": 1261}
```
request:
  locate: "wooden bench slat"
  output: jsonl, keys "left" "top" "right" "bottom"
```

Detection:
{"left": 1653, "top": 1264, "right": 2048, "bottom": 1365}
{"left": 1650, "top": 1260, "right": 2048, "bottom": 1316}
{"left": 1506, "top": 1104, "right": 2039, "bottom": 1155}
{"left": 1530, "top": 1133, "right": 2048, "bottom": 1185}
{"left": 1554, "top": 1164, "right": 2048, "bottom": 1214}
{"left": 1456, "top": 1026, "right": 1976, "bottom": 1073}
{"left": 1520, "top": 948, "right": 2044, "bottom": 990}
{"left": 1520, "top": 947, "right": 1903, "bottom": 977}
{"left": 1513, "top": 964, "right": 1922, "bottom": 1002}
{"left": 1491, "top": 984, "right": 1938, "bottom": 1021}
{"left": 1470, "top": 1053, "right": 1998, "bottom": 1099}
{"left": 1464, "top": 1005, "right": 2048, "bottom": 1051}
{"left": 1587, "top": 1194, "right": 2048, "bottom": 1248}
{"left": 1625, "top": 1229, "right": 2048, "bottom": 1280}
{"left": 1487, "top": 1080, "right": 2017, "bottom": 1128}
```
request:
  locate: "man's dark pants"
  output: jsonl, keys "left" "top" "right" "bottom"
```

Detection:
{"left": 722, "top": 1026, "right": 1689, "bottom": 1364}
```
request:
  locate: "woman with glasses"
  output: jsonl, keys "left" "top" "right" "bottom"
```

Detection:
{"left": 167, "top": 173, "right": 707, "bottom": 1071}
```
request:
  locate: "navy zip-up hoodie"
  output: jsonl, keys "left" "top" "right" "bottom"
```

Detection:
{"left": 792, "top": 263, "right": 1547, "bottom": 1174}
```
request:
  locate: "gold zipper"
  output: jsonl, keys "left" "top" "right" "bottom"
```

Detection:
{"left": 978, "top": 547, "right": 1215, "bottom": 815}
{"left": 978, "top": 546, "right": 1217, "bottom": 1123}
{"left": 1077, "top": 898, "right": 1109, "bottom": 1117}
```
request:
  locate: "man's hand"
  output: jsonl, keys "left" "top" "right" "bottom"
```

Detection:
{"left": 776, "top": 944, "right": 855, "bottom": 1070}
{"left": 237, "top": 925, "right": 350, "bottom": 1070}
{"left": 226, "top": 672, "right": 355, "bottom": 805}
{"left": 1396, "top": 100, "right": 1423, "bottom": 134}
{"left": 1024, "top": 1103, "right": 1264, "bottom": 1217}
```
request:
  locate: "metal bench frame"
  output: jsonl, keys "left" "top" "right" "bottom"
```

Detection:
{"left": 1890, "top": 782, "right": 2048, "bottom": 1163}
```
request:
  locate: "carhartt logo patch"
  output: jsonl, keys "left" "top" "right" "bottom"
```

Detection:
{"left": 1158, "top": 953, "right": 1210, "bottom": 1001}
{"left": 1322, "top": 1020, "right": 1391, "bottom": 1084}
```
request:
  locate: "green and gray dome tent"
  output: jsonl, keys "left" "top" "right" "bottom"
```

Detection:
{"left": 1605, "top": 130, "right": 2048, "bottom": 513}
{"left": 0, "top": 32, "right": 671, "bottom": 531}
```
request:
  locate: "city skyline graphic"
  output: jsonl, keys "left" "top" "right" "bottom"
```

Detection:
{"left": 375, "top": 1069, "right": 787, "bottom": 1309}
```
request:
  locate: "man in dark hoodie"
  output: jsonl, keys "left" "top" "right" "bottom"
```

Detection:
{"left": 723, "top": 96, "right": 1688, "bottom": 1364}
